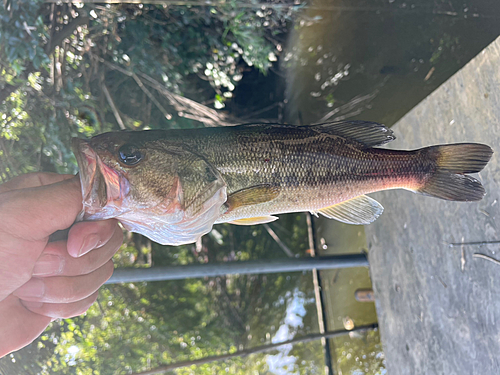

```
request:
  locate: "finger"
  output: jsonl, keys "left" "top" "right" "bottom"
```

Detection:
{"left": 0, "top": 175, "right": 82, "bottom": 301}
{"left": 0, "top": 295, "right": 51, "bottom": 357}
{"left": 0, "top": 176, "right": 82, "bottom": 241}
{"left": 66, "top": 219, "right": 121, "bottom": 258}
{"left": 0, "top": 236, "right": 46, "bottom": 302}
{"left": 13, "top": 260, "right": 114, "bottom": 303}
{"left": 33, "top": 225, "right": 123, "bottom": 277}
{"left": 0, "top": 172, "right": 75, "bottom": 194}
{"left": 21, "top": 291, "right": 99, "bottom": 319}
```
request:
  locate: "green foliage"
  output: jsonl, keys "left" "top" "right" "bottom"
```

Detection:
{"left": 0, "top": 1, "right": 290, "bottom": 181}
{"left": 0, "top": 89, "right": 29, "bottom": 141}
{"left": 0, "top": 0, "right": 49, "bottom": 72}
{"left": 94, "top": 3, "right": 288, "bottom": 107}
{"left": 0, "top": 2, "right": 383, "bottom": 374}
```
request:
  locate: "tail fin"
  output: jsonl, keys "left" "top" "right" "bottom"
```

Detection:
{"left": 418, "top": 143, "right": 493, "bottom": 201}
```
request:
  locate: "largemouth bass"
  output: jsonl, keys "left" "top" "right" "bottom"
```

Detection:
{"left": 72, "top": 121, "right": 493, "bottom": 245}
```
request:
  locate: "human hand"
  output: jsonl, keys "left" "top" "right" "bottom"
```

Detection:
{"left": 0, "top": 173, "right": 123, "bottom": 357}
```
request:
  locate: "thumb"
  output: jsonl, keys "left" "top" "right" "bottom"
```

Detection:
{"left": 0, "top": 176, "right": 83, "bottom": 241}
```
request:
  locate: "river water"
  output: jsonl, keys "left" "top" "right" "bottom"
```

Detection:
{"left": 283, "top": 1, "right": 500, "bottom": 373}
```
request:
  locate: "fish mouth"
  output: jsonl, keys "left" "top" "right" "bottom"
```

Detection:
{"left": 72, "top": 138, "right": 129, "bottom": 220}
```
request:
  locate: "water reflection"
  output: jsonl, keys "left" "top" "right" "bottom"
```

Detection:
{"left": 284, "top": 0, "right": 500, "bottom": 126}
{"left": 267, "top": 289, "right": 311, "bottom": 374}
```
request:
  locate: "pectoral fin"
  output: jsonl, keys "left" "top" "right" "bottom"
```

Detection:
{"left": 225, "top": 184, "right": 280, "bottom": 212}
{"left": 229, "top": 216, "right": 279, "bottom": 225}
{"left": 315, "top": 195, "right": 384, "bottom": 225}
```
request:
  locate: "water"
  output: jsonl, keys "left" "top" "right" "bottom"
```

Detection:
{"left": 284, "top": 0, "right": 500, "bottom": 126}
{"left": 281, "top": 1, "right": 499, "bottom": 373}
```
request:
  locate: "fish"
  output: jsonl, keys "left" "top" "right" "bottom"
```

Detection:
{"left": 72, "top": 121, "right": 493, "bottom": 245}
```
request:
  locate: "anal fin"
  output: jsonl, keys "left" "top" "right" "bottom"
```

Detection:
{"left": 229, "top": 216, "right": 279, "bottom": 226}
{"left": 316, "top": 195, "right": 384, "bottom": 225}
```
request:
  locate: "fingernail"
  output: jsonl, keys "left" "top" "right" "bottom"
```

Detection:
{"left": 14, "top": 278, "right": 45, "bottom": 300}
{"left": 79, "top": 234, "right": 101, "bottom": 257}
{"left": 33, "top": 255, "right": 64, "bottom": 276}
{"left": 21, "top": 300, "right": 44, "bottom": 309}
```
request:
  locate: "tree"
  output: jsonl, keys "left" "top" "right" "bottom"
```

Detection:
{"left": 0, "top": 2, "right": 386, "bottom": 374}
{"left": 0, "top": 1, "right": 292, "bottom": 181}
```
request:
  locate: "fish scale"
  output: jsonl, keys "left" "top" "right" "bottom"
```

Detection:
{"left": 170, "top": 126, "right": 438, "bottom": 222}
{"left": 73, "top": 121, "right": 492, "bottom": 245}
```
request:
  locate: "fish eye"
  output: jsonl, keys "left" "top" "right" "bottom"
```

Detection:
{"left": 118, "top": 144, "right": 144, "bottom": 166}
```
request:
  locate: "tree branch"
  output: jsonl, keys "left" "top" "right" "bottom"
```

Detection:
{"left": 263, "top": 223, "right": 294, "bottom": 257}
{"left": 91, "top": 53, "right": 241, "bottom": 127}
{"left": 138, "top": 71, "right": 237, "bottom": 127}
{"left": 1, "top": 14, "right": 89, "bottom": 104}
{"left": 102, "top": 83, "right": 126, "bottom": 129}
{"left": 131, "top": 73, "right": 172, "bottom": 121}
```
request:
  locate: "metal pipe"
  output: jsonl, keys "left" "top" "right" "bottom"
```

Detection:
{"left": 105, "top": 254, "right": 369, "bottom": 284}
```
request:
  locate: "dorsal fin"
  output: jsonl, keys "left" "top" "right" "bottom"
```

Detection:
{"left": 313, "top": 121, "right": 395, "bottom": 148}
